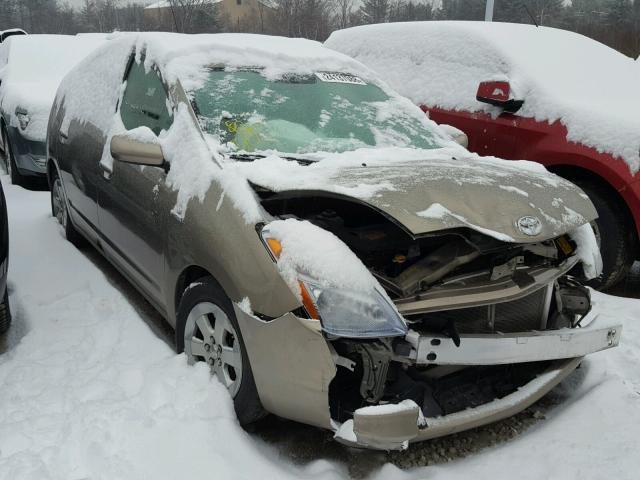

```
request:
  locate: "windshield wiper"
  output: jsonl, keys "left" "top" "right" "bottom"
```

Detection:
{"left": 229, "top": 153, "right": 315, "bottom": 166}
{"left": 229, "top": 153, "right": 265, "bottom": 162}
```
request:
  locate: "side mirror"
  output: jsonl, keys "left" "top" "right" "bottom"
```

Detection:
{"left": 476, "top": 81, "right": 524, "bottom": 113}
{"left": 110, "top": 134, "right": 165, "bottom": 168}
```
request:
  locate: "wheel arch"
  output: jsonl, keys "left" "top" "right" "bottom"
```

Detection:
{"left": 173, "top": 264, "right": 223, "bottom": 318}
{"left": 547, "top": 164, "right": 639, "bottom": 258}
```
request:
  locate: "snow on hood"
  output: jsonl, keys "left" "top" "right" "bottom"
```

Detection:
{"left": 326, "top": 21, "right": 640, "bottom": 175}
{"left": 234, "top": 147, "right": 597, "bottom": 243}
{"left": 0, "top": 34, "right": 107, "bottom": 141}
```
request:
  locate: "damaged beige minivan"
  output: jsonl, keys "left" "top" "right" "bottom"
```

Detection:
{"left": 47, "top": 33, "right": 621, "bottom": 450}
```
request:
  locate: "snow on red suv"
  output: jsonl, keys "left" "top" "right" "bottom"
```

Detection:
{"left": 326, "top": 21, "right": 640, "bottom": 289}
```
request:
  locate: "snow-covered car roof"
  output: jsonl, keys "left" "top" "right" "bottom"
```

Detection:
{"left": 326, "top": 21, "right": 640, "bottom": 174}
{"left": 0, "top": 34, "right": 107, "bottom": 141}
{"left": 124, "top": 32, "right": 373, "bottom": 92}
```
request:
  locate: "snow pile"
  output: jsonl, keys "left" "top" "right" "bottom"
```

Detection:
{"left": 263, "top": 218, "right": 378, "bottom": 294}
{"left": 0, "top": 34, "right": 106, "bottom": 141}
{"left": 1, "top": 178, "right": 640, "bottom": 479}
{"left": 326, "top": 22, "right": 640, "bottom": 174}
{"left": 0, "top": 179, "right": 346, "bottom": 480}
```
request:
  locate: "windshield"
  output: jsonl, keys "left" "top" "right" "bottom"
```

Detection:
{"left": 191, "top": 69, "right": 441, "bottom": 156}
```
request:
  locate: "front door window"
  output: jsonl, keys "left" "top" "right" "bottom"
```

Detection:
{"left": 120, "top": 60, "right": 173, "bottom": 135}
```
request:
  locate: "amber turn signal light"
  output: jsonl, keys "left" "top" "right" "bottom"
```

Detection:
{"left": 299, "top": 281, "right": 320, "bottom": 320}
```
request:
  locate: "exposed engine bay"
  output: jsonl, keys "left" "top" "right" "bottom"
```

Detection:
{"left": 258, "top": 193, "right": 580, "bottom": 297}
{"left": 258, "top": 191, "right": 599, "bottom": 428}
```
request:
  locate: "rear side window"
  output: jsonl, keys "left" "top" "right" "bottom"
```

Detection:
{"left": 120, "top": 60, "right": 172, "bottom": 135}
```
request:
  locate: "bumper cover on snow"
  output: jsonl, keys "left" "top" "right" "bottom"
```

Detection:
{"left": 335, "top": 309, "right": 621, "bottom": 450}
{"left": 335, "top": 357, "right": 582, "bottom": 450}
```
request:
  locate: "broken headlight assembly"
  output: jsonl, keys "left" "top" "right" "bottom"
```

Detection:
{"left": 300, "top": 278, "right": 406, "bottom": 338}
{"left": 261, "top": 227, "right": 407, "bottom": 339}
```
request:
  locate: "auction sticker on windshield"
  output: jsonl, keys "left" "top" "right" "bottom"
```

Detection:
{"left": 315, "top": 72, "right": 366, "bottom": 85}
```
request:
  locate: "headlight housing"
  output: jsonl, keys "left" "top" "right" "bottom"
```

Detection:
{"left": 301, "top": 278, "right": 407, "bottom": 338}
{"left": 261, "top": 226, "right": 407, "bottom": 339}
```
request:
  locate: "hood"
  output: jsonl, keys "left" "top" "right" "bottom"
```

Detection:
{"left": 236, "top": 148, "right": 597, "bottom": 243}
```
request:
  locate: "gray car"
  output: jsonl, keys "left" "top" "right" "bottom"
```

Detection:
{"left": 0, "top": 34, "right": 104, "bottom": 185}
{"left": 47, "top": 33, "right": 621, "bottom": 450}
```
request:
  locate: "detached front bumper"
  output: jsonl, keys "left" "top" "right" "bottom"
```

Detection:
{"left": 335, "top": 357, "right": 582, "bottom": 450}
{"left": 334, "top": 308, "right": 621, "bottom": 450}
{"left": 234, "top": 297, "right": 621, "bottom": 451}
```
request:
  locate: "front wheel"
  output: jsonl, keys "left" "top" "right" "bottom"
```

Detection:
{"left": 50, "top": 169, "right": 84, "bottom": 247}
{"left": 576, "top": 181, "right": 635, "bottom": 290}
{"left": 176, "top": 277, "right": 264, "bottom": 425}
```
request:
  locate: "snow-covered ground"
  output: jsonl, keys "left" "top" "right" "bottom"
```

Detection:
{"left": 0, "top": 176, "right": 638, "bottom": 479}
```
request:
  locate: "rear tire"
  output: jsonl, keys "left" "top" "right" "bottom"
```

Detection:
{"left": 50, "top": 168, "right": 84, "bottom": 247}
{"left": 575, "top": 180, "right": 634, "bottom": 290}
{"left": 0, "top": 289, "right": 11, "bottom": 335}
{"left": 176, "top": 277, "right": 265, "bottom": 425}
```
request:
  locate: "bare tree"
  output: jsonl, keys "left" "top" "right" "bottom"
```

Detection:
{"left": 168, "top": 0, "right": 218, "bottom": 33}
{"left": 332, "top": 0, "right": 354, "bottom": 29}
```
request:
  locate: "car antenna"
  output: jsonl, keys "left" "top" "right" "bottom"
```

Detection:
{"left": 523, "top": 3, "right": 540, "bottom": 27}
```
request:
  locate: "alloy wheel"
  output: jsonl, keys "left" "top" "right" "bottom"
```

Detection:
{"left": 184, "top": 301, "right": 243, "bottom": 397}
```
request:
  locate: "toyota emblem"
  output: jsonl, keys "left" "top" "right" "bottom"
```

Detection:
{"left": 516, "top": 216, "right": 542, "bottom": 236}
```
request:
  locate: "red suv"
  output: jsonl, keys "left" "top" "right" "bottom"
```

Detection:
{"left": 326, "top": 21, "right": 640, "bottom": 289}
